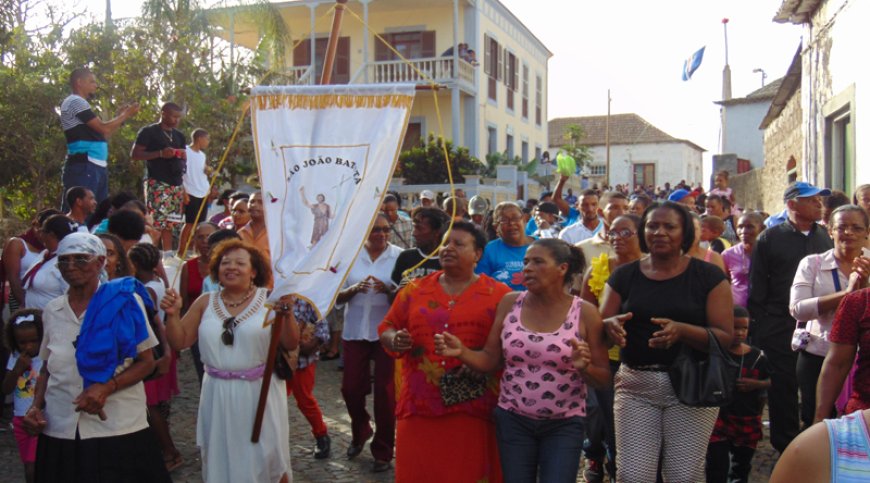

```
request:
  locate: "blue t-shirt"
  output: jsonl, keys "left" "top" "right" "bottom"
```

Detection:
{"left": 564, "top": 207, "right": 580, "bottom": 227}
{"left": 475, "top": 239, "right": 529, "bottom": 290}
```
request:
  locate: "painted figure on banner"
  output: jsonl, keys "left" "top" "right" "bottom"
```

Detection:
{"left": 299, "top": 186, "right": 334, "bottom": 247}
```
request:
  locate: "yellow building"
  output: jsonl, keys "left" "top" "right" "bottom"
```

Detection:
{"left": 210, "top": 0, "right": 551, "bottom": 163}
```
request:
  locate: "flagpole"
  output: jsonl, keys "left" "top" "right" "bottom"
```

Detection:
{"left": 320, "top": 0, "right": 349, "bottom": 85}
{"left": 605, "top": 89, "right": 611, "bottom": 188}
{"left": 721, "top": 18, "right": 732, "bottom": 100}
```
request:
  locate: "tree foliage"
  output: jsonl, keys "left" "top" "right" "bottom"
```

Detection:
{"left": 0, "top": 0, "right": 285, "bottom": 220}
{"left": 396, "top": 133, "right": 481, "bottom": 184}
{"left": 560, "top": 123, "right": 594, "bottom": 170}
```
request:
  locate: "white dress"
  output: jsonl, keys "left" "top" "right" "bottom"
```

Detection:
{"left": 197, "top": 288, "right": 291, "bottom": 483}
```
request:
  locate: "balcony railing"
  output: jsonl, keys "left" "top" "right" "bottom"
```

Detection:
{"left": 368, "top": 57, "right": 475, "bottom": 85}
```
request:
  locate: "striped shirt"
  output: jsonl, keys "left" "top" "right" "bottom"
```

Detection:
{"left": 827, "top": 411, "right": 870, "bottom": 482}
{"left": 60, "top": 94, "right": 107, "bottom": 167}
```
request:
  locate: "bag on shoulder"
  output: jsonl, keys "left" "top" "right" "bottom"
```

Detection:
{"left": 668, "top": 328, "right": 740, "bottom": 407}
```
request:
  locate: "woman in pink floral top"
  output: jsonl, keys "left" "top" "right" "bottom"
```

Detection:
{"left": 379, "top": 222, "right": 510, "bottom": 482}
{"left": 435, "top": 238, "right": 611, "bottom": 483}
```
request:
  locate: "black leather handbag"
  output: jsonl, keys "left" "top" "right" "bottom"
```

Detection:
{"left": 668, "top": 328, "right": 740, "bottom": 407}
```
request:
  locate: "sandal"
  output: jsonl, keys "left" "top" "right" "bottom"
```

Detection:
{"left": 320, "top": 350, "right": 340, "bottom": 361}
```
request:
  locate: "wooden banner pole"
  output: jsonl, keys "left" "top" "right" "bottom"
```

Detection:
{"left": 320, "top": 0, "right": 348, "bottom": 85}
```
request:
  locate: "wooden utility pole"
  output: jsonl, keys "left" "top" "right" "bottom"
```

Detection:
{"left": 320, "top": 0, "right": 349, "bottom": 85}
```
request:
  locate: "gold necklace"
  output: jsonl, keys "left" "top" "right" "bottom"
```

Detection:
{"left": 221, "top": 286, "right": 255, "bottom": 308}
{"left": 442, "top": 275, "right": 476, "bottom": 309}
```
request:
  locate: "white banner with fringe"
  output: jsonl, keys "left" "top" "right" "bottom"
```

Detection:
{"left": 251, "top": 84, "right": 415, "bottom": 317}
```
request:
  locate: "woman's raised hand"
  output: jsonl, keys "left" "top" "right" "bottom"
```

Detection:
{"left": 433, "top": 331, "right": 464, "bottom": 358}
{"left": 161, "top": 288, "right": 182, "bottom": 317}
{"left": 603, "top": 312, "right": 632, "bottom": 348}
{"left": 568, "top": 339, "right": 591, "bottom": 371}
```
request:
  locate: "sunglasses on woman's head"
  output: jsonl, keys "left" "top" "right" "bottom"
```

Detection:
{"left": 221, "top": 317, "right": 236, "bottom": 346}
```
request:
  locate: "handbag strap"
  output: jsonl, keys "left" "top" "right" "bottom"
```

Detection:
{"left": 706, "top": 328, "right": 728, "bottom": 357}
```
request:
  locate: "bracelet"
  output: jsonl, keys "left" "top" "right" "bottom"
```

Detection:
{"left": 110, "top": 377, "right": 119, "bottom": 393}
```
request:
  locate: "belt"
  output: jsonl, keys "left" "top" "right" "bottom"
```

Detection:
{"left": 204, "top": 363, "right": 265, "bottom": 380}
{"left": 625, "top": 363, "right": 669, "bottom": 372}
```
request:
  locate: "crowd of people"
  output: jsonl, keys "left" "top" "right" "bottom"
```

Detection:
{"left": 0, "top": 67, "right": 869, "bottom": 483}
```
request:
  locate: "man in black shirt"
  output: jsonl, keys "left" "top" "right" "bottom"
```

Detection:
{"left": 390, "top": 207, "right": 449, "bottom": 290}
{"left": 131, "top": 103, "right": 187, "bottom": 250}
{"left": 748, "top": 181, "right": 832, "bottom": 453}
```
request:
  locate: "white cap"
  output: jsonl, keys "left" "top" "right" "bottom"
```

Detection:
{"left": 420, "top": 189, "right": 435, "bottom": 200}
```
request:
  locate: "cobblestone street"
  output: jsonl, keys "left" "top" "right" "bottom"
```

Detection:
{"left": 1, "top": 350, "right": 780, "bottom": 482}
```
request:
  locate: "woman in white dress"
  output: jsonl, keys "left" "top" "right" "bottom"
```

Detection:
{"left": 161, "top": 239, "right": 299, "bottom": 483}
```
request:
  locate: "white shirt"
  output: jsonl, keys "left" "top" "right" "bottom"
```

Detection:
{"left": 39, "top": 294, "right": 158, "bottom": 440}
{"left": 183, "top": 147, "right": 210, "bottom": 198}
{"left": 558, "top": 217, "right": 604, "bottom": 245}
{"left": 790, "top": 247, "right": 870, "bottom": 356}
{"left": 342, "top": 244, "right": 402, "bottom": 341}
{"left": 23, "top": 254, "right": 68, "bottom": 311}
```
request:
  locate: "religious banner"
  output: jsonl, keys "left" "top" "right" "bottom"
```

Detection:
{"left": 250, "top": 84, "right": 415, "bottom": 317}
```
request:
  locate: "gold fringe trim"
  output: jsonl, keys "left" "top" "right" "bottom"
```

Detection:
{"left": 255, "top": 94, "right": 414, "bottom": 111}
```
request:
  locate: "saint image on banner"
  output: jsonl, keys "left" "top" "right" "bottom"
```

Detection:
{"left": 299, "top": 186, "right": 334, "bottom": 246}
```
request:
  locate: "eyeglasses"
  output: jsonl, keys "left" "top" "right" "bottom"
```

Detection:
{"left": 371, "top": 227, "right": 391, "bottom": 234}
{"left": 221, "top": 317, "right": 237, "bottom": 346}
{"left": 607, "top": 229, "right": 637, "bottom": 240}
{"left": 833, "top": 224, "right": 868, "bottom": 234}
{"left": 57, "top": 255, "right": 97, "bottom": 268}
{"left": 498, "top": 217, "right": 524, "bottom": 225}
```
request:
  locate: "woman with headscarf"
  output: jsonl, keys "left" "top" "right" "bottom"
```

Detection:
{"left": 22, "top": 232, "right": 170, "bottom": 483}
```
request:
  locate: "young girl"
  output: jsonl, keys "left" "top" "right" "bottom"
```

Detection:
{"left": 2, "top": 309, "right": 44, "bottom": 483}
{"left": 128, "top": 243, "right": 182, "bottom": 471}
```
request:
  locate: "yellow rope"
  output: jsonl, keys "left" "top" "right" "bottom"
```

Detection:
{"left": 343, "top": 6, "right": 458, "bottom": 282}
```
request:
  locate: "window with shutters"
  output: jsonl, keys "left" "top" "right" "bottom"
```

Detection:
{"left": 506, "top": 133, "right": 514, "bottom": 159}
{"left": 521, "top": 64, "right": 529, "bottom": 119}
{"left": 293, "top": 37, "right": 351, "bottom": 84}
{"left": 484, "top": 35, "right": 501, "bottom": 102}
{"left": 535, "top": 74, "right": 543, "bottom": 126}
{"left": 374, "top": 31, "right": 436, "bottom": 61}
{"left": 505, "top": 51, "right": 517, "bottom": 112}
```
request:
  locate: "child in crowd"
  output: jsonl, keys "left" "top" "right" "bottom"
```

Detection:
{"left": 700, "top": 215, "right": 732, "bottom": 253}
{"left": 129, "top": 243, "right": 182, "bottom": 472}
{"left": 706, "top": 306, "right": 770, "bottom": 483}
{"left": 709, "top": 170, "right": 735, "bottom": 205}
{"left": 2, "top": 309, "right": 44, "bottom": 483}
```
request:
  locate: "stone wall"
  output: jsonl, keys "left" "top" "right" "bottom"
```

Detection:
{"left": 729, "top": 88, "right": 803, "bottom": 215}
{"left": 760, "top": 86, "right": 803, "bottom": 213}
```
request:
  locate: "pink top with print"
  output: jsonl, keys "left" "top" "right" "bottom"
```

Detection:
{"left": 498, "top": 292, "right": 587, "bottom": 419}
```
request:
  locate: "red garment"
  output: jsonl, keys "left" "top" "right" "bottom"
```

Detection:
{"left": 184, "top": 257, "right": 205, "bottom": 303}
{"left": 378, "top": 271, "right": 511, "bottom": 420}
{"left": 144, "top": 351, "right": 179, "bottom": 405}
{"left": 829, "top": 288, "right": 870, "bottom": 412}
{"left": 286, "top": 363, "right": 328, "bottom": 438}
{"left": 341, "top": 340, "right": 394, "bottom": 462}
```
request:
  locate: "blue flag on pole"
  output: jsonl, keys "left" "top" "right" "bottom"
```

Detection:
{"left": 682, "top": 46, "right": 705, "bottom": 81}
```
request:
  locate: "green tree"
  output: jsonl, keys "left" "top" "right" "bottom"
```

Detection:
{"left": 560, "top": 123, "right": 594, "bottom": 170}
{"left": 397, "top": 134, "right": 480, "bottom": 184}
